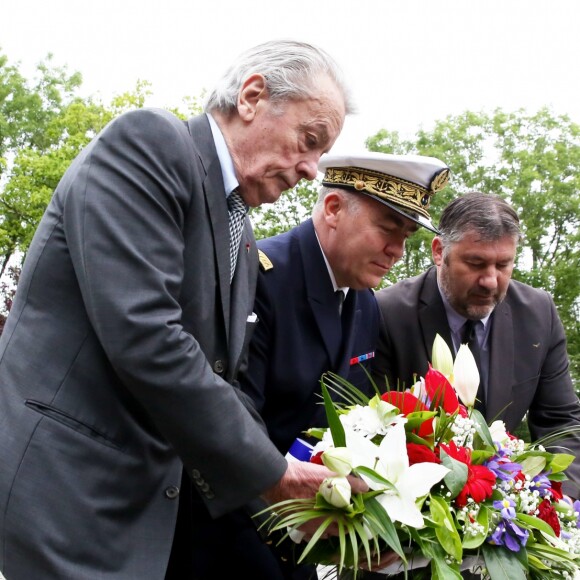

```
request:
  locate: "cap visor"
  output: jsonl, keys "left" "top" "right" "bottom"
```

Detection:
{"left": 361, "top": 192, "right": 440, "bottom": 234}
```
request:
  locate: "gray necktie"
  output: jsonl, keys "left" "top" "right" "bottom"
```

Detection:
{"left": 227, "top": 190, "right": 247, "bottom": 282}
{"left": 462, "top": 319, "right": 486, "bottom": 414}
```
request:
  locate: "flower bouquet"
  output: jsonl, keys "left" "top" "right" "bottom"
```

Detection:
{"left": 258, "top": 335, "right": 580, "bottom": 579}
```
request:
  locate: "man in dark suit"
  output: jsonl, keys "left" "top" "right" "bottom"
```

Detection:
{"left": 373, "top": 191, "right": 580, "bottom": 502}
{"left": 190, "top": 153, "right": 451, "bottom": 579}
{"left": 0, "top": 40, "right": 366, "bottom": 580}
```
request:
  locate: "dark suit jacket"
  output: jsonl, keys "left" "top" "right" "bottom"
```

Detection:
{"left": 244, "top": 218, "right": 380, "bottom": 454}
{"left": 0, "top": 110, "right": 286, "bottom": 579}
{"left": 190, "top": 219, "right": 381, "bottom": 579}
{"left": 373, "top": 266, "right": 580, "bottom": 498}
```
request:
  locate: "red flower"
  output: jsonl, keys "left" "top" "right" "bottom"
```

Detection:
{"left": 381, "top": 390, "right": 433, "bottom": 437}
{"left": 424, "top": 366, "right": 457, "bottom": 410}
{"left": 536, "top": 499, "right": 561, "bottom": 536}
{"left": 424, "top": 366, "right": 468, "bottom": 418}
{"left": 407, "top": 443, "right": 441, "bottom": 465}
{"left": 440, "top": 441, "right": 496, "bottom": 508}
{"left": 549, "top": 481, "right": 563, "bottom": 501}
{"left": 381, "top": 390, "right": 428, "bottom": 415}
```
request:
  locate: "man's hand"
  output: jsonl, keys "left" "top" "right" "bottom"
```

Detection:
{"left": 262, "top": 461, "right": 368, "bottom": 504}
{"left": 261, "top": 461, "right": 369, "bottom": 538}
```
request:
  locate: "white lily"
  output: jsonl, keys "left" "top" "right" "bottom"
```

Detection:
{"left": 345, "top": 423, "right": 449, "bottom": 528}
{"left": 320, "top": 476, "right": 352, "bottom": 509}
{"left": 322, "top": 446, "right": 353, "bottom": 476}
{"left": 339, "top": 398, "right": 402, "bottom": 439}
{"left": 431, "top": 333, "right": 454, "bottom": 378}
{"left": 453, "top": 344, "right": 480, "bottom": 408}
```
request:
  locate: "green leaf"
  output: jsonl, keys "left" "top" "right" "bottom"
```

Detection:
{"left": 470, "top": 448, "right": 496, "bottom": 463}
{"left": 515, "top": 513, "right": 556, "bottom": 537}
{"left": 405, "top": 410, "right": 436, "bottom": 431}
{"left": 519, "top": 455, "right": 547, "bottom": 478}
{"left": 470, "top": 409, "right": 495, "bottom": 448}
{"left": 430, "top": 555, "right": 462, "bottom": 579}
{"left": 527, "top": 553, "right": 551, "bottom": 570}
{"left": 462, "top": 505, "right": 489, "bottom": 549}
{"left": 304, "top": 427, "right": 326, "bottom": 440}
{"left": 297, "top": 516, "right": 334, "bottom": 562}
{"left": 321, "top": 371, "right": 374, "bottom": 407}
{"left": 321, "top": 381, "right": 346, "bottom": 448}
{"left": 354, "top": 466, "right": 397, "bottom": 491}
{"left": 527, "top": 538, "right": 580, "bottom": 565}
{"left": 481, "top": 543, "right": 527, "bottom": 580}
{"left": 364, "top": 496, "right": 405, "bottom": 560}
{"left": 351, "top": 516, "right": 372, "bottom": 568}
{"left": 439, "top": 448, "right": 468, "bottom": 496}
{"left": 548, "top": 452, "right": 575, "bottom": 473}
{"left": 430, "top": 495, "right": 463, "bottom": 561}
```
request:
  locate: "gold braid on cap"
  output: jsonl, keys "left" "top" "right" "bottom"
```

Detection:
{"left": 322, "top": 166, "right": 450, "bottom": 219}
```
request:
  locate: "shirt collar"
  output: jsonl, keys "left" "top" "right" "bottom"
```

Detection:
{"left": 314, "top": 230, "right": 349, "bottom": 298}
{"left": 206, "top": 113, "right": 239, "bottom": 196}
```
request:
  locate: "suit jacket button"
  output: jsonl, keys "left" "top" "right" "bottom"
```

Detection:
{"left": 214, "top": 360, "right": 225, "bottom": 373}
{"left": 164, "top": 486, "right": 180, "bottom": 500}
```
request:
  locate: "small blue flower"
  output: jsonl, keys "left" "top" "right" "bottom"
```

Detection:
{"left": 529, "top": 473, "right": 552, "bottom": 497}
{"left": 489, "top": 518, "right": 529, "bottom": 552}
{"left": 493, "top": 498, "right": 516, "bottom": 519}
{"left": 485, "top": 456, "right": 522, "bottom": 482}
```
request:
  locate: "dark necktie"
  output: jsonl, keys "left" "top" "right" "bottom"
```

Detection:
{"left": 227, "top": 190, "right": 247, "bottom": 283}
{"left": 336, "top": 290, "right": 345, "bottom": 316}
{"left": 462, "top": 319, "right": 486, "bottom": 414}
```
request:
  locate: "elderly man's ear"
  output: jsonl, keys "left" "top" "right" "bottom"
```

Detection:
{"left": 237, "top": 74, "right": 268, "bottom": 121}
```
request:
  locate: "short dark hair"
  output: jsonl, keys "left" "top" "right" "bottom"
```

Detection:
{"left": 438, "top": 191, "right": 522, "bottom": 248}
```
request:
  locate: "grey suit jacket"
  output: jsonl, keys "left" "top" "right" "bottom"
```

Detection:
{"left": 0, "top": 110, "right": 286, "bottom": 579}
{"left": 373, "top": 266, "right": 580, "bottom": 498}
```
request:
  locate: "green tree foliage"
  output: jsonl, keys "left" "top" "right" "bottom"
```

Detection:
{"left": 0, "top": 53, "right": 163, "bottom": 276}
{"left": 366, "top": 108, "right": 580, "bottom": 388}
{"left": 251, "top": 179, "right": 319, "bottom": 239}
{"left": 0, "top": 51, "right": 192, "bottom": 332}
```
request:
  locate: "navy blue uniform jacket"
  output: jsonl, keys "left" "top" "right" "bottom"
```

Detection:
{"left": 240, "top": 218, "right": 380, "bottom": 454}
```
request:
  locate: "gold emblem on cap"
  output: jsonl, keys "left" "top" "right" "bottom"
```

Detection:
{"left": 430, "top": 168, "right": 451, "bottom": 193}
{"left": 322, "top": 166, "right": 449, "bottom": 219}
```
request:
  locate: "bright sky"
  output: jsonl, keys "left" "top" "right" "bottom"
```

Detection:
{"left": 2, "top": 0, "right": 580, "bottom": 153}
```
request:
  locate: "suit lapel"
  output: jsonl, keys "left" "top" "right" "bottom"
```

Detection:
{"left": 228, "top": 222, "right": 257, "bottom": 368}
{"left": 298, "top": 221, "right": 342, "bottom": 361}
{"left": 419, "top": 268, "right": 454, "bottom": 358}
{"left": 187, "top": 115, "right": 231, "bottom": 339}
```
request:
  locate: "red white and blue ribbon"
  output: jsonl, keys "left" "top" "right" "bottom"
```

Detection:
{"left": 350, "top": 351, "right": 375, "bottom": 366}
